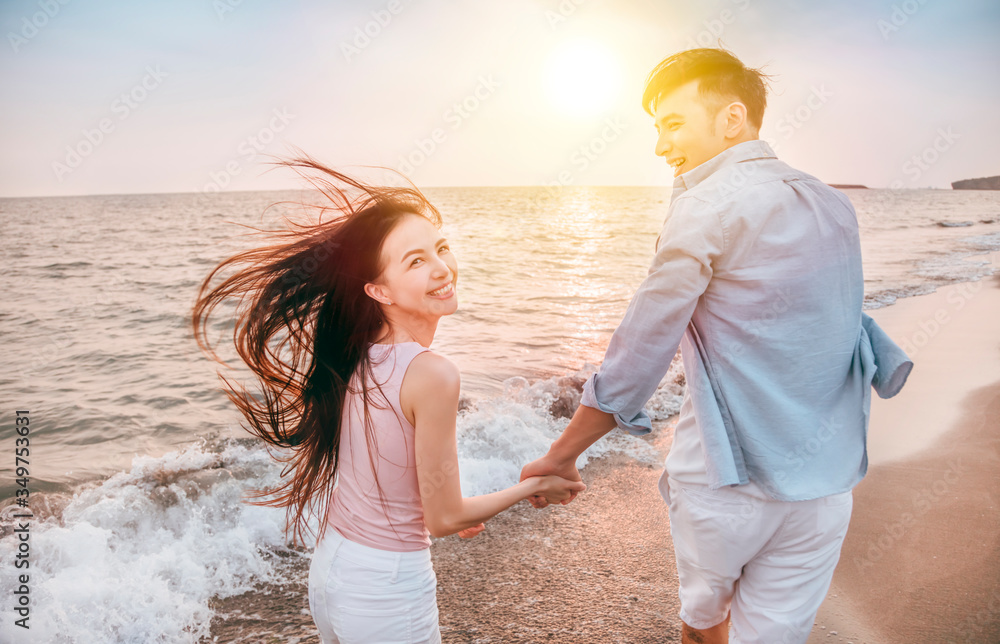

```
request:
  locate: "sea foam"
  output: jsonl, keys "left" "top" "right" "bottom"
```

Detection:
{"left": 0, "top": 364, "right": 684, "bottom": 643}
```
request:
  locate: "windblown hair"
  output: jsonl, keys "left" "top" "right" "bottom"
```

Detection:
{"left": 191, "top": 153, "right": 442, "bottom": 548}
{"left": 641, "top": 47, "right": 772, "bottom": 131}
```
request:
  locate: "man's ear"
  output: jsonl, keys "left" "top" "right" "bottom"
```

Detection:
{"left": 724, "top": 101, "right": 749, "bottom": 139}
{"left": 364, "top": 282, "right": 391, "bottom": 306}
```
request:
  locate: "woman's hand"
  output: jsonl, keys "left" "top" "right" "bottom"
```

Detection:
{"left": 520, "top": 453, "right": 582, "bottom": 508}
{"left": 457, "top": 523, "right": 486, "bottom": 539}
{"left": 530, "top": 475, "right": 587, "bottom": 505}
{"left": 407, "top": 352, "right": 577, "bottom": 538}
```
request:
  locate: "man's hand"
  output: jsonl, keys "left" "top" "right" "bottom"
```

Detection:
{"left": 521, "top": 404, "right": 615, "bottom": 508}
{"left": 520, "top": 453, "right": 581, "bottom": 508}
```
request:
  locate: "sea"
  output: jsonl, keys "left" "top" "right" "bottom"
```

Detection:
{"left": 1, "top": 186, "right": 998, "bottom": 643}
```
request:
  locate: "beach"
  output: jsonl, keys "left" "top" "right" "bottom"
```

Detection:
{"left": 4, "top": 1, "right": 1000, "bottom": 640}
{"left": 431, "top": 264, "right": 1000, "bottom": 644}
{"left": 433, "top": 447, "right": 681, "bottom": 643}
{"left": 807, "top": 262, "right": 1000, "bottom": 644}
{"left": 2, "top": 188, "right": 999, "bottom": 643}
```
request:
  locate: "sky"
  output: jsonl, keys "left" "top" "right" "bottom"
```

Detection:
{"left": 1, "top": 0, "right": 997, "bottom": 197}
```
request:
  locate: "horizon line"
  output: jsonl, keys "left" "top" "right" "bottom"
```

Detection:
{"left": 0, "top": 183, "right": 964, "bottom": 200}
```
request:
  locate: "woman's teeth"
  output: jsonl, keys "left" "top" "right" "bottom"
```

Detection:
{"left": 429, "top": 283, "right": 454, "bottom": 297}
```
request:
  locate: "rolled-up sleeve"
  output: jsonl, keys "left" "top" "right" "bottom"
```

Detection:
{"left": 580, "top": 195, "right": 726, "bottom": 435}
{"left": 861, "top": 312, "right": 914, "bottom": 398}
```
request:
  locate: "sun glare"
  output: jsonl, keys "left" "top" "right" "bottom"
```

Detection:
{"left": 543, "top": 40, "right": 622, "bottom": 118}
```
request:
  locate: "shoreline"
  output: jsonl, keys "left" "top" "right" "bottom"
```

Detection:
{"left": 809, "top": 379, "right": 1000, "bottom": 643}
{"left": 432, "top": 270, "right": 1000, "bottom": 643}
{"left": 201, "top": 263, "right": 1000, "bottom": 643}
{"left": 807, "top": 268, "right": 1000, "bottom": 643}
{"left": 432, "top": 446, "right": 681, "bottom": 643}
{"left": 865, "top": 252, "right": 1000, "bottom": 464}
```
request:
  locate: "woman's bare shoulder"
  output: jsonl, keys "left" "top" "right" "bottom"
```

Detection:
{"left": 405, "top": 350, "right": 460, "bottom": 391}
{"left": 400, "top": 350, "right": 460, "bottom": 424}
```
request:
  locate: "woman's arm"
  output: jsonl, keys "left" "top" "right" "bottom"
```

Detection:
{"left": 401, "top": 351, "right": 585, "bottom": 538}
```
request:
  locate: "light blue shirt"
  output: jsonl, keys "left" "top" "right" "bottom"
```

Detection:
{"left": 580, "top": 140, "right": 913, "bottom": 501}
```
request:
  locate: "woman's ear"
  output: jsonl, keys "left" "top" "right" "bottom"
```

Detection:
{"left": 364, "top": 282, "right": 392, "bottom": 306}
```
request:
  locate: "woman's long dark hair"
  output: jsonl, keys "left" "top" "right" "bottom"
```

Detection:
{"left": 191, "top": 153, "right": 442, "bottom": 548}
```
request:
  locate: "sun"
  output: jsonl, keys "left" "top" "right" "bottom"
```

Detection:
{"left": 543, "top": 40, "right": 622, "bottom": 118}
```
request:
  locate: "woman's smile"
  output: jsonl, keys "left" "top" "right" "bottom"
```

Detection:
{"left": 428, "top": 280, "right": 455, "bottom": 299}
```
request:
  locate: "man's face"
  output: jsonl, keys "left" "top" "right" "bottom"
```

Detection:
{"left": 652, "top": 79, "right": 730, "bottom": 177}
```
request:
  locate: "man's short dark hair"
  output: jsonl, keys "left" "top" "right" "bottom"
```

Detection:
{"left": 642, "top": 48, "right": 771, "bottom": 131}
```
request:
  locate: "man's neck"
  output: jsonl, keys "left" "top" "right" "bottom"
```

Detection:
{"left": 722, "top": 131, "right": 759, "bottom": 151}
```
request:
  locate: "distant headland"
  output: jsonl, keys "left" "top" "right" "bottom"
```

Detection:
{"left": 828, "top": 184, "right": 869, "bottom": 189}
{"left": 952, "top": 175, "right": 1000, "bottom": 190}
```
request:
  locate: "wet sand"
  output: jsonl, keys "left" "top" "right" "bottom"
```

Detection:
{"left": 203, "top": 437, "right": 685, "bottom": 644}
{"left": 808, "top": 270, "right": 1000, "bottom": 644}
{"left": 433, "top": 270, "right": 1000, "bottom": 643}
{"left": 809, "top": 380, "right": 1000, "bottom": 644}
{"left": 205, "top": 265, "right": 1000, "bottom": 643}
{"left": 432, "top": 449, "right": 682, "bottom": 643}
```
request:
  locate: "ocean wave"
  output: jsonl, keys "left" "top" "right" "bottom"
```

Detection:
{"left": 864, "top": 230, "right": 1000, "bottom": 309}
{"left": 39, "top": 261, "right": 93, "bottom": 270}
{"left": 0, "top": 439, "right": 290, "bottom": 643}
{"left": 0, "top": 363, "right": 685, "bottom": 643}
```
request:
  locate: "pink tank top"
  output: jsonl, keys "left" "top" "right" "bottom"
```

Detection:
{"left": 326, "top": 341, "right": 432, "bottom": 551}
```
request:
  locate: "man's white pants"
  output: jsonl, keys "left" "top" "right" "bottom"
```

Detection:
{"left": 661, "top": 472, "right": 853, "bottom": 644}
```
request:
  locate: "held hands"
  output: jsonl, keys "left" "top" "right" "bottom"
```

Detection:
{"left": 451, "top": 464, "right": 585, "bottom": 540}
{"left": 453, "top": 470, "right": 584, "bottom": 539}
{"left": 530, "top": 474, "right": 586, "bottom": 505}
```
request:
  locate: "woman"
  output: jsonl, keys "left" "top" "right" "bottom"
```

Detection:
{"left": 191, "top": 154, "right": 584, "bottom": 643}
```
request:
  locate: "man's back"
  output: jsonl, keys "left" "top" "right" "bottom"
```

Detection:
{"left": 581, "top": 139, "right": 895, "bottom": 501}
{"left": 676, "top": 145, "right": 867, "bottom": 499}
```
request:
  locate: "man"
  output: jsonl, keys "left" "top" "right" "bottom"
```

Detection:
{"left": 520, "top": 48, "right": 913, "bottom": 644}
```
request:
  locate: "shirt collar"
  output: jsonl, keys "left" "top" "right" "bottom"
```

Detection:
{"left": 671, "top": 139, "right": 778, "bottom": 195}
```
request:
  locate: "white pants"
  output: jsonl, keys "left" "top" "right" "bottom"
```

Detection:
{"left": 661, "top": 472, "right": 853, "bottom": 644}
{"left": 308, "top": 528, "right": 441, "bottom": 644}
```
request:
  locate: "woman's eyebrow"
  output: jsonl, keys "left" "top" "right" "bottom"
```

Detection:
{"left": 401, "top": 247, "right": 425, "bottom": 262}
{"left": 401, "top": 239, "right": 447, "bottom": 263}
